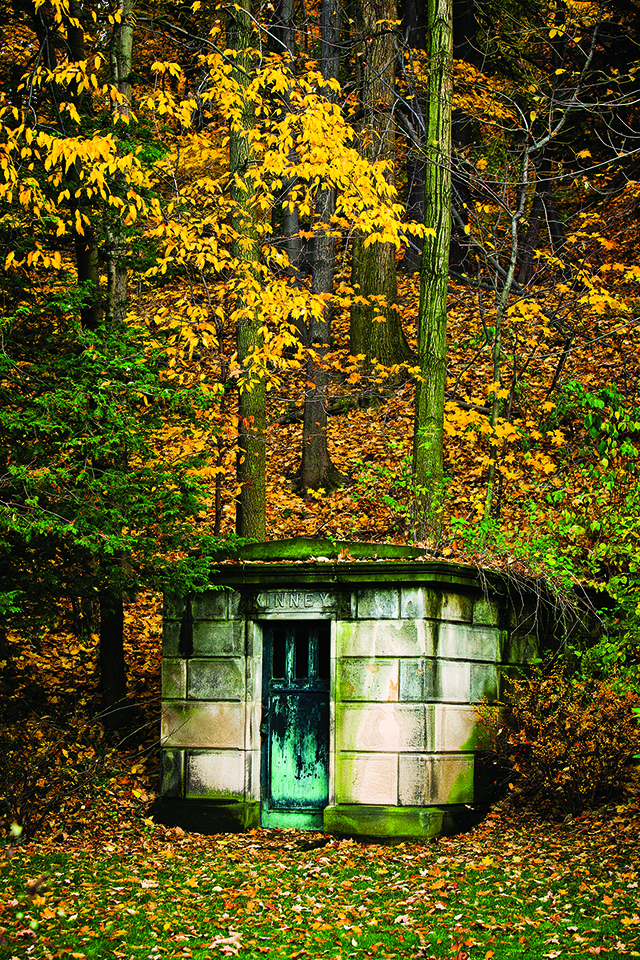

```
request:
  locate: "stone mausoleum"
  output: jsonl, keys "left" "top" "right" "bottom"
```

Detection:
{"left": 158, "top": 539, "right": 548, "bottom": 840}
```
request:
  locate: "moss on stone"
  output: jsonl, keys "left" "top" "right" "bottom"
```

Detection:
{"left": 446, "top": 765, "right": 475, "bottom": 804}
{"left": 218, "top": 538, "right": 428, "bottom": 562}
{"left": 324, "top": 804, "right": 473, "bottom": 840}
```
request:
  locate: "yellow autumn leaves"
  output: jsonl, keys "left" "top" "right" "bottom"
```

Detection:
{"left": 444, "top": 393, "right": 561, "bottom": 485}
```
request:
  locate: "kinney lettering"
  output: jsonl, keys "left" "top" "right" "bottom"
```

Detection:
{"left": 255, "top": 591, "right": 333, "bottom": 608}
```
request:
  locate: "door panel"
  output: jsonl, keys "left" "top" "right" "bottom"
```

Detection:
{"left": 261, "top": 621, "right": 330, "bottom": 829}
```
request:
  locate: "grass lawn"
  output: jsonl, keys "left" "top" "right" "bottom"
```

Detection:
{"left": 2, "top": 800, "right": 639, "bottom": 960}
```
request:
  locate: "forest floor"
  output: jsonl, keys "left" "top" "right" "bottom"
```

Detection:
{"left": 1, "top": 593, "right": 640, "bottom": 960}
{"left": 2, "top": 792, "right": 640, "bottom": 959}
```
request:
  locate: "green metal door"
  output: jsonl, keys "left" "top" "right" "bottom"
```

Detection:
{"left": 261, "top": 621, "right": 330, "bottom": 829}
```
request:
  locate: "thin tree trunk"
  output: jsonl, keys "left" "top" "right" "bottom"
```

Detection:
{"left": 99, "top": 588, "right": 128, "bottom": 729}
{"left": 400, "top": 0, "right": 476, "bottom": 274}
{"left": 230, "top": 0, "right": 267, "bottom": 540}
{"left": 399, "top": 0, "right": 427, "bottom": 274}
{"left": 106, "top": 0, "right": 135, "bottom": 326}
{"left": 519, "top": 2, "right": 568, "bottom": 284}
{"left": 449, "top": 110, "right": 473, "bottom": 270}
{"left": 403, "top": 145, "right": 426, "bottom": 274}
{"left": 299, "top": 0, "right": 345, "bottom": 492}
{"left": 96, "top": 1, "right": 137, "bottom": 727}
{"left": 65, "top": 1, "right": 103, "bottom": 330}
{"left": 518, "top": 162, "right": 567, "bottom": 284}
{"left": 45, "top": 1, "right": 131, "bottom": 717}
{"left": 0, "top": 626, "right": 11, "bottom": 667}
{"left": 300, "top": 189, "right": 345, "bottom": 492}
{"left": 411, "top": 0, "right": 453, "bottom": 540}
{"left": 449, "top": 0, "right": 477, "bottom": 271}
{"left": 350, "top": 237, "right": 411, "bottom": 366}
{"left": 270, "top": 0, "right": 301, "bottom": 274}
{"left": 74, "top": 231, "right": 102, "bottom": 328}
{"left": 483, "top": 155, "right": 529, "bottom": 521}
{"left": 350, "top": 0, "right": 413, "bottom": 367}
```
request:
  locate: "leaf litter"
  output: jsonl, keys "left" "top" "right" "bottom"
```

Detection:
{"left": 2, "top": 797, "right": 639, "bottom": 960}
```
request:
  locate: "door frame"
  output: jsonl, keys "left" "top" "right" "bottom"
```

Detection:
{"left": 259, "top": 618, "right": 334, "bottom": 829}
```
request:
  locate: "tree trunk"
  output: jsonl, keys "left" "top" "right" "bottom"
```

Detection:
{"left": 74, "top": 230, "right": 102, "bottom": 329}
{"left": 299, "top": 0, "right": 345, "bottom": 492}
{"left": 351, "top": 238, "right": 411, "bottom": 367}
{"left": 99, "top": 589, "right": 129, "bottom": 729}
{"left": 272, "top": 0, "right": 296, "bottom": 57}
{"left": 449, "top": 109, "right": 473, "bottom": 271}
{"left": 230, "top": 0, "right": 267, "bottom": 540}
{"left": 412, "top": 0, "right": 453, "bottom": 539}
{"left": 270, "top": 0, "right": 301, "bottom": 275}
{"left": 31, "top": 0, "right": 130, "bottom": 712}
{"left": 96, "top": 3, "right": 137, "bottom": 729}
{"left": 64, "top": 1, "right": 103, "bottom": 330}
{"left": 449, "top": 0, "right": 477, "bottom": 272}
{"left": 400, "top": 0, "right": 427, "bottom": 275}
{"left": 518, "top": 160, "right": 567, "bottom": 285}
{"left": 0, "top": 625, "right": 11, "bottom": 667}
{"left": 106, "top": 0, "right": 135, "bottom": 326}
{"left": 400, "top": 0, "right": 476, "bottom": 274}
{"left": 519, "top": 2, "right": 568, "bottom": 284}
{"left": 403, "top": 132, "right": 427, "bottom": 274}
{"left": 350, "top": 0, "right": 413, "bottom": 367}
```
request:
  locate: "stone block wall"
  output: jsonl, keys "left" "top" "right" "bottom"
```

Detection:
{"left": 161, "top": 589, "right": 258, "bottom": 804}
{"left": 332, "top": 587, "right": 502, "bottom": 810}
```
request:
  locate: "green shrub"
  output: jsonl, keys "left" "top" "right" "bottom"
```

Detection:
{"left": 480, "top": 661, "right": 640, "bottom": 816}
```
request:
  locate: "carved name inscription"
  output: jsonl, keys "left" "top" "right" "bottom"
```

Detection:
{"left": 255, "top": 591, "right": 335, "bottom": 610}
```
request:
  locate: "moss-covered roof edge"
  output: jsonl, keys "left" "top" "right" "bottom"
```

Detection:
{"left": 202, "top": 539, "right": 514, "bottom": 594}
{"left": 212, "top": 538, "right": 423, "bottom": 563}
